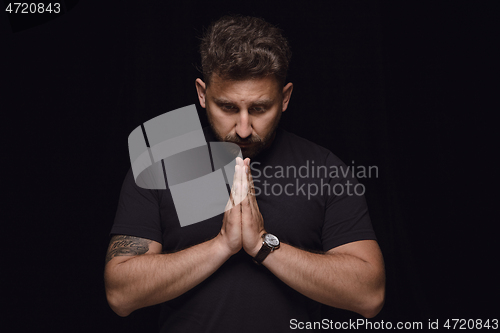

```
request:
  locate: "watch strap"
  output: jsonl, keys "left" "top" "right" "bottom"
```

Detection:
{"left": 253, "top": 242, "right": 272, "bottom": 264}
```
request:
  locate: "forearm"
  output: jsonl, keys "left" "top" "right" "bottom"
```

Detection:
{"left": 104, "top": 235, "right": 230, "bottom": 316}
{"left": 262, "top": 242, "right": 385, "bottom": 318}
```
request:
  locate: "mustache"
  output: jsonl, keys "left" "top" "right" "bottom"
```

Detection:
{"left": 224, "top": 134, "right": 262, "bottom": 144}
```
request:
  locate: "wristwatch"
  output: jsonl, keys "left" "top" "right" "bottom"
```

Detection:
{"left": 253, "top": 233, "right": 280, "bottom": 264}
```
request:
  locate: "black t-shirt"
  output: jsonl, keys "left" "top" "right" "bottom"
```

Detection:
{"left": 111, "top": 126, "right": 377, "bottom": 332}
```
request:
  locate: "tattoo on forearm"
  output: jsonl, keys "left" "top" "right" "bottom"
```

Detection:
{"left": 105, "top": 235, "right": 152, "bottom": 264}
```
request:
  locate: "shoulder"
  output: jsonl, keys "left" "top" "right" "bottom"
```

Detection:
{"left": 277, "top": 127, "right": 341, "bottom": 165}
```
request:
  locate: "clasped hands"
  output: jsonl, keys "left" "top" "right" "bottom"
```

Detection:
{"left": 218, "top": 157, "right": 266, "bottom": 258}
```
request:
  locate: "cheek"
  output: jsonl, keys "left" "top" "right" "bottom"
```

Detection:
{"left": 260, "top": 111, "right": 281, "bottom": 129}
{"left": 210, "top": 111, "right": 234, "bottom": 130}
{"left": 251, "top": 116, "right": 274, "bottom": 137}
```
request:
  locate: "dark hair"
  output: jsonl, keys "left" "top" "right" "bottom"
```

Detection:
{"left": 199, "top": 15, "right": 291, "bottom": 86}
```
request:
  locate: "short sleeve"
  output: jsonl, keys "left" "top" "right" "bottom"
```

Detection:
{"left": 110, "top": 168, "right": 164, "bottom": 244}
{"left": 321, "top": 152, "right": 377, "bottom": 252}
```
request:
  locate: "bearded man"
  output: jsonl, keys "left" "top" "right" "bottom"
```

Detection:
{"left": 105, "top": 15, "right": 385, "bottom": 333}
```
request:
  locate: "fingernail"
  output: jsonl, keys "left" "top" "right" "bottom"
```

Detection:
{"left": 245, "top": 166, "right": 248, "bottom": 174}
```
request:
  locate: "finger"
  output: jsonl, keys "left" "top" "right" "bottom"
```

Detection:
{"left": 237, "top": 162, "right": 246, "bottom": 206}
{"left": 244, "top": 156, "right": 253, "bottom": 199}
{"left": 246, "top": 162, "right": 256, "bottom": 197}
{"left": 241, "top": 188, "right": 253, "bottom": 226}
{"left": 243, "top": 166, "right": 260, "bottom": 226}
{"left": 225, "top": 162, "right": 240, "bottom": 211}
{"left": 244, "top": 163, "right": 258, "bottom": 214}
{"left": 232, "top": 165, "right": 243, "bottom": 221}
{"left": 234, "top": 157, "right": 244, "bottom": 199}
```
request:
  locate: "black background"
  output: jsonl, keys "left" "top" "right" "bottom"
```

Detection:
{"left": 3, "top": 0, "right": 498, "bottom": 331}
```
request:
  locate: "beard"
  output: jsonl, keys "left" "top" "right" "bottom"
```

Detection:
{"left": 207, "top": 112, "right": 281, "bottom": 159}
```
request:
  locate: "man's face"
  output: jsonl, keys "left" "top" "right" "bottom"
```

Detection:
{"left": 196, "top": 74, "right": 293, "bottom": 159}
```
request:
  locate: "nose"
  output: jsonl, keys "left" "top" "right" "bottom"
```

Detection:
{"left": 235, "top": 110, "right": 252, "bottom": 139}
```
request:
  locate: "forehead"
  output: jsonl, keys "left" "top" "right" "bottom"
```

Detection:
{"left": 207, "top": 74, "right": 281, "bottom": 102}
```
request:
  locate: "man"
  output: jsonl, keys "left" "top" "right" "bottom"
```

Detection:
{"left": 105, "top": 15, "right": 385, "bottom": 332}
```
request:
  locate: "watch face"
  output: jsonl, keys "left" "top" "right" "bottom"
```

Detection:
{"left": 264, "top": 234, "right": 279, "bottom": 247}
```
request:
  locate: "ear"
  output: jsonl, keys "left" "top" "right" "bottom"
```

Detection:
{"left": 195, "top": 78, "right": 207, "bottom": 108}
{"left": 281, "top": 82, "right": 293, "bottom": 112}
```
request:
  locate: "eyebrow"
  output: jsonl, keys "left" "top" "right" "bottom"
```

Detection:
{"left": 212, "top": 97, "right": 276, "bottom": 107}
